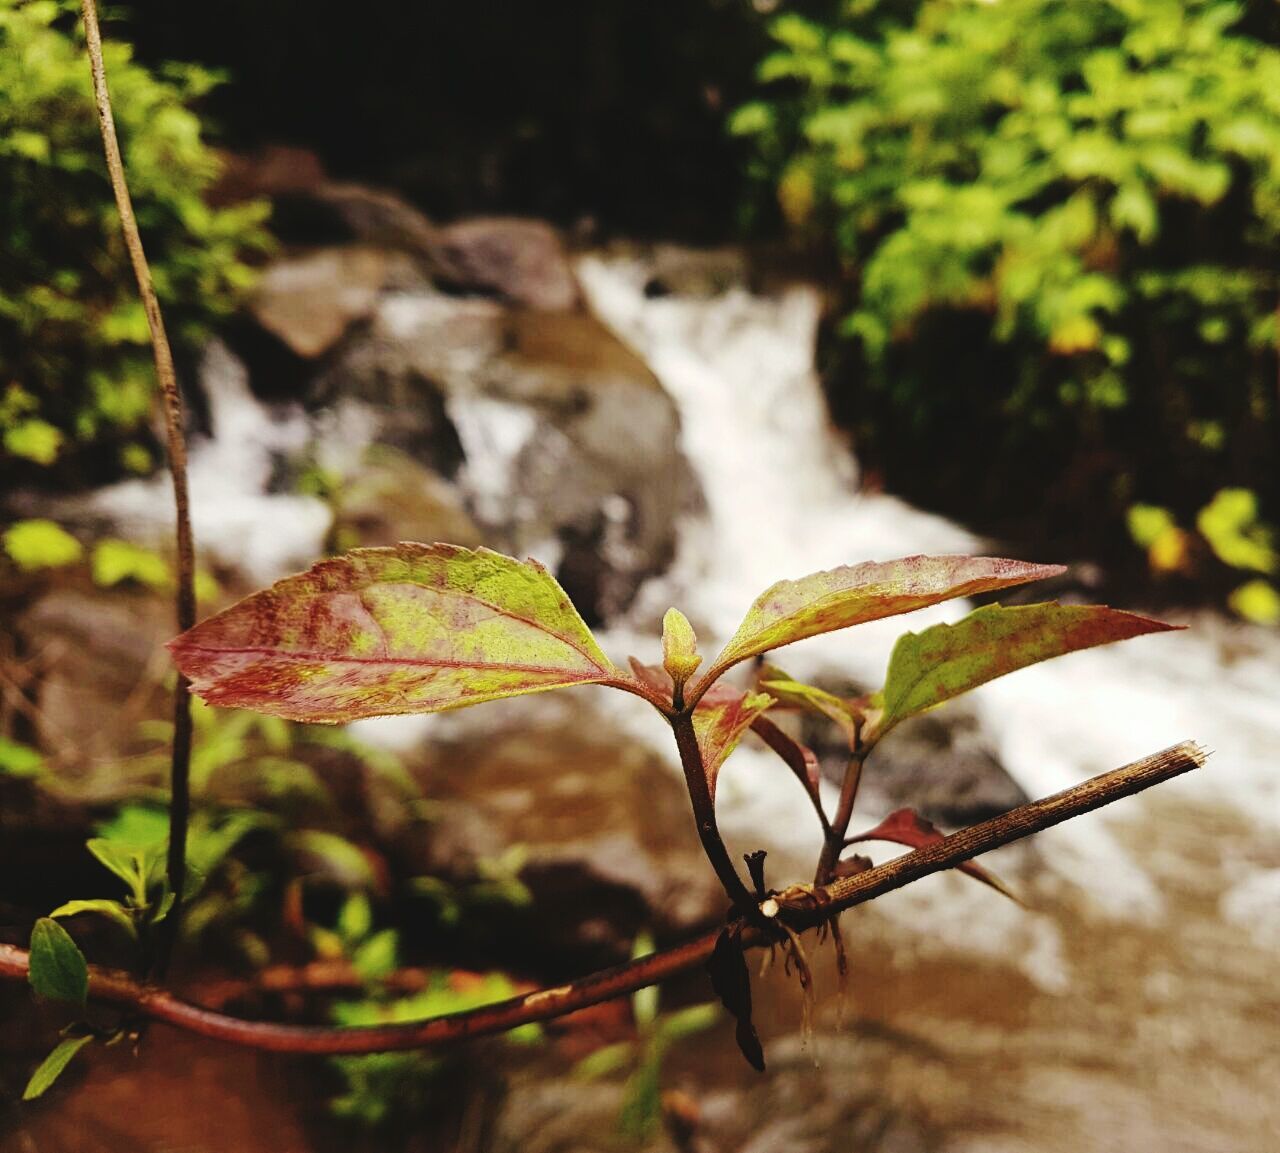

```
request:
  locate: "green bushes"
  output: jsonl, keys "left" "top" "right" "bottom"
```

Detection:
{"left": 0, "top": 0, "right": 269, "bottom": 485}
{"left": 734, "top": 0, "right": 1280, "bottom": 615}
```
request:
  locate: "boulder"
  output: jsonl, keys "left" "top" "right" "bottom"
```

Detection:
{"left": 247, "top": 245, "right": 401, "bottom": 359}
{"left": 435, "top": 217, "right": 582, "bottom": 311}
{"left": 315, "top": 292, "right": 698, "bottom": 620}
{"left": 405, "top": 713, "right": 723, "bottom": 969}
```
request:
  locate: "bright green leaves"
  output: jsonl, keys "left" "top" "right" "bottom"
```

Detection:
{"left": 698, "top": 555, "right": 1064, "bottom": 691}
{"left": 877, "top": 603, "right": 1179, "bottom": 737}
{"left": 168, "top": 544, "right": 622, "bottom": 723}
{"left": 23, "top": 1034, "right": 93, "bottom": 1101}
{"left": 661, "top": 608, "right": 702, "bottom": 693}
{"left": 28, "top": 919, "right": 88, "bottom": 1007}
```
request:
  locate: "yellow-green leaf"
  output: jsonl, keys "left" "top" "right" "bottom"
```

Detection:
{"left": 758, "top": 663, "right": 859, "bottom": 748}
{"left": 168, "top": 544, "right": 620, "bottom": 723}
{"left": 23, "top": 1035, "right": 93, "bottom": 1101}
{"left": 3, "top": 519, "right": 82, "bottom": 571}
{"left": 699, "top": 555, "right": 1063, "bottom": 691}
{"left": 879, "top": 602, "right": 1178, "bottom": 735}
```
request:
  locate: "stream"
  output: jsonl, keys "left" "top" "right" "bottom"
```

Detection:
{"left": 31, "top": 248, "right": 1279, "bottom": 1152}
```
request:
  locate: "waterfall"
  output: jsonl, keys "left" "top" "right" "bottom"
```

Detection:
{"left": 578, "top": 253, "right": 1280, "bottom": 972}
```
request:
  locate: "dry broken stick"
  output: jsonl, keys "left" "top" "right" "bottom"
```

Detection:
{"left": 3, "top": 742, "right": 1205, "bottom": 1056}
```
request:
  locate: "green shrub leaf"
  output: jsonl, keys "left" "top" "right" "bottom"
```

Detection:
{"left": 49, "top": 899, "right": 137, "bottom": 939}
{"left": 28, "top": 918, "right": 88, "bottom": 1006}
{"left": 879, "top": 603, "right": 1178, "bottom": 736}
{"left": 700, "top": 555, "right": 1063, "bottom": 688}
{"left": 168, "top": 544, "right": 621, "bottom": 723}
{"left": 22, "top": 1034, "right": 93, "bottom": 1101}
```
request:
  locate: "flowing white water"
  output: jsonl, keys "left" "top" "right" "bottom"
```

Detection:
{"left": 87, "top": 340, "right": 332, "bottom": 586}
{"left": 576, "top": 254, "right": 1280, "bottom": 967}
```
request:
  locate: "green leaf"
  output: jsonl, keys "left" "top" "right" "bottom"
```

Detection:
{"left": 167, "top": 544, "right": 621, "bottom": 723}
{"left": 23, "top": 1034, "right": 93, "bottom": 1101}
{"left": 572, "top": 1040, "right": 636, "bottom": 1081}
{"left": 91, "top": 539, "right": 171, "bottom": 589}
{"left": 878, "top": 603, "right": 1179, "bottom": 736}
{"left": 758, "top": 663, "right": 859, "bottom": 747}
{"left": 288, "top": 830, "right": 377, "bottom": 888}
{"left": 3, "top": 519, "right": 82, "bottom": 571}
{"left": 352, "top": 929, "right": 399, "bottom": 981}
{"left": 656, "top": 1002, "right": 721, "bottom": 1043}
{"left": 4, "top": 419, "right": 63, "bottom": 465}
{"left": 86, "top": 838, "right": 147, "bottom": 901}
{"left": 1228, "top": 579, "right": 1280, "bottom": 625}
{"left": 49, "top": 899, "right": 137, "bottom": 939}
{"left": 661, "top": 607, "right": 702, "bottom": 687}
{"left": 1196, "top": 488, "right": 1276, "bottom": 574}
{"left": 28, "top": 918, "right": 88, "bottom": 1006}
{"left": 699, "top": 556, "right": 1063, "bottom": 688}
{"left": 0, "top": 735, "right": 44, "bottom": 778}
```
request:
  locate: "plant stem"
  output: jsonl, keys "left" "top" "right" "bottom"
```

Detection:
{"left": 0, "top": 742, "right": 1203, "bottom": 1054}
{"left": 80, "top": 0, "right": 196, "bottom": 977}
{"left": 671, "top": 711, "right": 759, "bottom": 914}
{"left": 814, "top": 749, "right": 865, "bottom": 885}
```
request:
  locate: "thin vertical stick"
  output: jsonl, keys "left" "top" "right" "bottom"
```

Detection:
{"left": 79, "top": 0, "right": 196, "bottom": 974}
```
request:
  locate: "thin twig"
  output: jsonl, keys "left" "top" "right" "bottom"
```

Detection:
{"left": 79, "top": 0, "right": 196, "bottom": 975}
{"left": 0, "top": 742, "right": 1206, "bottom": 1054}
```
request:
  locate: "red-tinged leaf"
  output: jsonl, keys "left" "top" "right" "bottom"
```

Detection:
{"left": 698, "top": 556, "right": 1064, "bottom": 690}
{"left": 749, "top": 714, "right": 824, "bottom": 814}
{"left": 692, "top": 682, "right": 775, "bottom": 800}
{"left": 845, "top": 808, "right": 1019, "bottom": 903}
{"left": 757, "top": 663, "right": 859, "bottom": 748}
{"left": 878, "top": 602, "right": 1180, "bottom": 736}
{"left": 168, "top": 544, "right": 621, "bottom": 723}
{"left": 628, "top": 656, "right": 675, "bottom": 700}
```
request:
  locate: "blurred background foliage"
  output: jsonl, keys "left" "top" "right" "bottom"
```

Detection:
{"left": 0, "top": 0, "right": 269, "bottom": 492}
{"left": 733, "top": 0, "right": 1280, "bottom": 618}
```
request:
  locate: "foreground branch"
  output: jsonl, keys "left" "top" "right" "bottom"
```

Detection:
{"left": 0, "top": 742, "right": 1205, "bottom": 1054}
{"left": 79, "top": 0, "right": 197, "bottom": 972}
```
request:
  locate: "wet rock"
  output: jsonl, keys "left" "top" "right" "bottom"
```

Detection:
{"left": 406, "top": 712, "right": 722, "bottom": 969}
{"left": 330, "top": 448, "right": 482, "bottom": 550}
{"left": 305, "top": 181, "right": 445, "bottom": 268}
{"left": 318, "top": 293, "right": 698, "bottom": 619}
{"left": 435, "top": 217, "right": 581, "bottom": 311}
{"left": 248, "top": 246, "right": 403, "bottom": 359}
{"left": 13, "top": 577, "right": 170, "bottom": 791}
{"left": 858, "top": 709, "right": 1030, "bottom": 827}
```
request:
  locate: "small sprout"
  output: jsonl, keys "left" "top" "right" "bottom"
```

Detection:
{"left": 661, "top": 607, "right": 702, "bottom": 699}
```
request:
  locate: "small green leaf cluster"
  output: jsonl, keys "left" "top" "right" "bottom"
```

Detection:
{"left": 573, "top": 932, "right": 720, "bottom": 1146}
{"left": 0, "top": 0, "right": 270, "bottom": 485}
{"left": 1129, "top": 487, "right": 1280, "bottom": 623}
{"left": 732, "top": 0, "right": 1279, "bottom": 601}
{"left": 329, "top": 972, "right": 542, "bottom": 1128}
